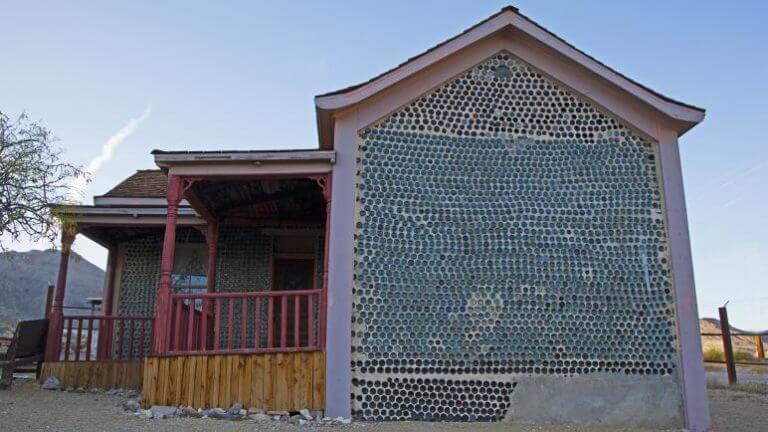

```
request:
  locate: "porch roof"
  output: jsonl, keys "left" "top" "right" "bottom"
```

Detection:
{"left": 53, "top": 204, "right": 205, "bottom": 248}
{"left": 152, "top": 149, "right": 335, "bottom": 177}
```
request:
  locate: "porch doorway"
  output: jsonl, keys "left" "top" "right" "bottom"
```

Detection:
{"left": 273, "top": 235, "right": 318, "bottom": 348}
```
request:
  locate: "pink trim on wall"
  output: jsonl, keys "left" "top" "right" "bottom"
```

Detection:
{"left": 657, "top": 130, "right": 710, "bottom": 432}
{"left": 324, "top": 115, "right": 356, "bottom": 418}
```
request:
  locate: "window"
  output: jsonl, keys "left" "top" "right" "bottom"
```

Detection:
{"left": 273, "top": 259, "right": 315, "bottom": 291}
{"left": 172, "top": 243, "right": 208, "bottom": 310}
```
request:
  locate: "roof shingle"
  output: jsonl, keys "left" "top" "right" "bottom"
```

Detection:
{"left": 98, "top": 170, "right": 168, "bottom": 198}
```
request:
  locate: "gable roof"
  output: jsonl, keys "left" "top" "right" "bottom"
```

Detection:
{"left": 98, "top": 170, "right": 168, "bottom": 198}
{"left": 314, "top": 6, "right": 705, "bottom": 148}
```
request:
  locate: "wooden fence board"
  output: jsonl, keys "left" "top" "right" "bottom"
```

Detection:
{"left": 141, "top": 352, "right": 324, "bottom": 410}
{"left": 40, "top": 361, "right": 144, "bottom": 390}
{"left": 311, "top": 351, "right": 324, "bottom": 408}
{"left": 262, "top": 354, "right": 275, "bottom": 409}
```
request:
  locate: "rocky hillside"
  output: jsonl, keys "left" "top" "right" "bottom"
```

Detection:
{"left": 0, "top": 249, "right": 104, "bottom": 323}
{"left": 700, "top": 318, "right": 767, "bottom": 354}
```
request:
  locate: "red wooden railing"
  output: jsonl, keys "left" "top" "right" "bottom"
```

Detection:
{"left": 169, "top": 302, "right": 210, "bottom": 352}
{"left": 59, "top": 315, "right": 154, "bottom": 361}
{"left": 168, "top": 289, "right": 322, "bottom": 355}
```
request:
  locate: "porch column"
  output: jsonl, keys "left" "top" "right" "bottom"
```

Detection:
{"left": 319, "top": 174, "right": 332, "bottom": 349}
{"left": 44, "top": 226, "right": 77, "bottom": 361}
{"left": 206, "top": 219, "right": 218, "bottom": 294}
{"left": 201, "top": 219, "right": 218, "bottom": 349}
{"left": 97, "top": 246, "right": 117, "bottom": 360}
{"left": 151, "top": 175, "right": 183, "bottom": 355}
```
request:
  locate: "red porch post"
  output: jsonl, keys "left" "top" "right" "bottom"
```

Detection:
{"left": 151, "top": 175, "right": 183, "bottom": 355}
{"left": 320, "top": 173, "right": 332, "bottom": 348}
{"left": 201, "top": 219, "right": 218, "bottom": 349}
{"left": 96, "top": 247, "right": 117, "bottom": 360}
{"left": 44, "top": 226, "right": 77, "bottom": 361}
{"left": 206, "top": 220, "right": 218, "bottom": 294}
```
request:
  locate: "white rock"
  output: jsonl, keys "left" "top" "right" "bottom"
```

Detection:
{"left": 335, "top": 416, "right": 352, "bottom": 424}
{"left": 150, "top": 405, "right": 178, "bottom": 419}
{"left": 123, "top": 400, "right": 141, "bottom": 412}
{"left": 226, "top": 403, "right": 242, "bottom": 415}
{"left": 299, "top": 409, "right": 313, "bottom": 420}
{"left": 41, "top": 377, "right": 61, "bottom": 390}
{"left": 249, "top": 413, "right": 271, "bottom": 422}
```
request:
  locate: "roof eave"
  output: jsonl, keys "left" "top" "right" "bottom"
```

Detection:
{"left": 53, "top": 204, "right": 198, "bottom": 217}
{"left": 153, "top": 149, "right": 336, "bottom": 169}
{"left": 314, "top": 8, "right": 705, "bottom": 148}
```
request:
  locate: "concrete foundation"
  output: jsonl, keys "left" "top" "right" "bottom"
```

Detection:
{"left": 504, "top": 374, "right": 683, "bottom": 428}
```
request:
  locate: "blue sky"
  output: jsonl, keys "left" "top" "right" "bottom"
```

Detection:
{"left": 2, "top": 1, "right": 766, "bottom": 329}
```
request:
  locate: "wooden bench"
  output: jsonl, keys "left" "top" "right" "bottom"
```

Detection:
{"left": 0, "top": 319, "right": 49, "bottom": 389}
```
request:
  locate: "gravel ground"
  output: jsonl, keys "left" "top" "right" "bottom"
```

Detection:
{"left": 0, "top": 380, "right": 766, "bottom": 432}
{"left": 705, "top": 363, "right": 768, "bottom": 385}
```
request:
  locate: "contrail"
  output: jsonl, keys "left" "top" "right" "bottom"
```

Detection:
{"left": 692, "top": 157, "right": 767, "bottom": 203}
{"left": 69, "top": 105, "right": 152, "bottom": 202}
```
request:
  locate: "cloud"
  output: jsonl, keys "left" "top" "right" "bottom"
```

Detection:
{"left": 69, "top": 105, "right": 152, "bottom": 201}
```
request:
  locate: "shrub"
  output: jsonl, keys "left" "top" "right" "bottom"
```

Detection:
{"left": 733, "top": 349, "right": 755, "bottom": 362}
{"left": 702, "top": 347, "right": 756, "bottom": 362}
{"left": 703, "top": 347, "right": 724, "bottom": 362}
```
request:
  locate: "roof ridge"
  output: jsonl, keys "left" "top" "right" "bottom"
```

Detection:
{"left": 315, "top": 6, "right": 703, "bottom": 112}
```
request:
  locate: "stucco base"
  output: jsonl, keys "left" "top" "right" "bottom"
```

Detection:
{"left": 504, "top": 374, "right": 683, "bottom": 429}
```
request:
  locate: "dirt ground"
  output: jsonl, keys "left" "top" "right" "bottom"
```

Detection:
{"left": 0, "top": 381, "right": 766, "bottom": 432}
{"left": 705, "top": 362, "right": 768, "bottom": 386}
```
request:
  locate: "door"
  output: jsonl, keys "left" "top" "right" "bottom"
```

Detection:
{"left": 272, "top": 259, "right": 315, "bottom": 347}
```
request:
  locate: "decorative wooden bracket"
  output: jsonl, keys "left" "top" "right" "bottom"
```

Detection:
{"left": 308, "top": 174, "right": 332, "bottom": 202}
{"left": 182, "top": 177, "right": 201, "bottom": 194}
{"left": 191, "top": 225, "right": 210, "bottom": 242}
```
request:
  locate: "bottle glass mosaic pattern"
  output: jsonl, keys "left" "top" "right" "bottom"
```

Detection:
{"left": 352, "top": 53, "right": 678, "bottom": 421}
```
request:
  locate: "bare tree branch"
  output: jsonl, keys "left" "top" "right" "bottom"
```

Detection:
{"left": 0, "top": 110, "right": 89, "bottom": 250}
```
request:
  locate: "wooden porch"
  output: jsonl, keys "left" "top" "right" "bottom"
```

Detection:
{"left": 142, "top": 352, "right": 324, "bottom": 410}
{"left": 44, "top": 162, "right": 333, "bottom": 411}
{"left": 43, "top": 282, "right": 327, "bottom": 410}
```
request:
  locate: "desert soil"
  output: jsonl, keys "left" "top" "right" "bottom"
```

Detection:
{"left": 0, "top": 381, "right": 766, "bottom": 432}
{"left": 705, "top": 362, "right": 768, "bottom": 385}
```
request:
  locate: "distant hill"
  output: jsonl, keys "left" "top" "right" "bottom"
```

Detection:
{"left": 700, "top": 318, "right": 767, "bottom": 354}
{"left": 0, "top": 249, "right": 104, "bottom": 323}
